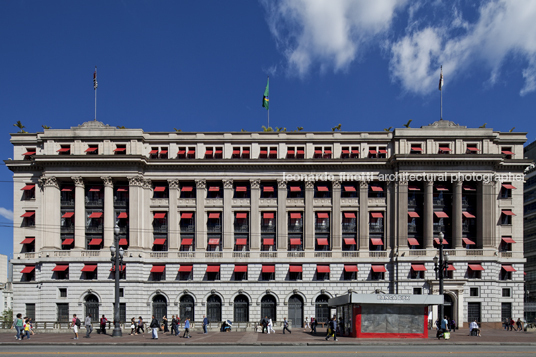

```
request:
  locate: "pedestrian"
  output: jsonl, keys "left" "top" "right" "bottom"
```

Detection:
{"left": 28, "top": 318, "right": 35, "bottom": 335}
{"left": 137, "top": 316, "right": 144, "bottom": 335}
{"left": 261, "top": 316, "right": 268, "bottom": 334}
{"left": 170, "top": 315, "right": 177, "bottom": 336}
{"left": 150, "top": 315, "right": 159, "bottom": 339}
{"left": 450, "top": 318, "right": 456, "bottom": 332}
{"left": 469, "top": 319, "right": 481, "bottom": 337}
{"left": 516, "top": 318, "right": 523, "bottom": 331}
{"left": 283, "top": 317, "right": 291, "bottom": 334}
{"left": 503, "top": 317, "right": 509, "bottom": 330}
{"left": 311, "top": 317, "right": 317, "bottom": 335}
{"left": 85, "top": 313, "right": 93, "bottom": 338}
{"left": 11, "top": 313, "right": 23, "bottom": 340}
{"left": 510, "top": 317, "right": 516, "bottom": 331}
{"left": 175, "top": 315, "right": 181, "bottom": 335}
{"left": 100, "top": 314, "right": 108, "bottom": 335}
{"left": 304, "top": 316, "right": 310, "bottom": 332}
{"left": 130, "top": 317, "right": 137, "bottom": 335}
{"left": 325, "top": 316, "right": 338, "bottom": 341}
{"left": 71, "top": 314, "right": 80, "bottom": 339}
{"left": 183, "top": 318, "right": 190, "bottom": 338}
{"left": 203, "top": 315, "right": 209, "bottom": 334}
{"left": 268, "top": 318, "right": 275, "bottom": 334}
{"left": 20, "top": 317, "right": 30, "bottom": 340}
{"left": 162, "top": 315, "right": 169, "bottom": 333}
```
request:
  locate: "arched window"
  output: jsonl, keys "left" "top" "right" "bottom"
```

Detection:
{"left": 260, "top": 294, "right": 277, "bottom": 322}
{"left": 153, "top": 294, "right": 167, "bottom": 322}
{"left": 315, "top": 294, "right": 330, "bottom": 324}
{"left": 180, "top": 295, "right": 195, "bottom": 322}
{"left": 233, "top": 294, "right": 249, "bottom": 322}
{"left": 207, "top": 295, "right": 222, "bottom": 323}
{"left": 288, "top": 294, "right": 303, "bottom": 328}
{"left": 84, "top": 294, "right": 99, "bottom": 320}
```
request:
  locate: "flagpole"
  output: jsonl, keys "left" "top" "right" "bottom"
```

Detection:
{"left": 268, "top": 109, "right": 269, "bottom": 129}
{"left": 94, "top": 66, "right": 98, "bottom": 121}
{"left": 439, "top": 66, "right": 443, "bottom": 120}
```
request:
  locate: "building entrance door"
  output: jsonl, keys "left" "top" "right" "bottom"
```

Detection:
{"left": 85, "top": 294, "right": 99, "bottom": 320}
{"left": 153, "top": 295, "right": 167, "bottom": 322}
{"left": 288, "top": 295, "right": 303, "bottom": 328}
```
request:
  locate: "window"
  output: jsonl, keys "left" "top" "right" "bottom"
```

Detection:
{"left": 502, "top": 288, "right": 511, "bottom": 297}
{"left": 57, "top": 303, "right": 69, "bottom": 323}
{"left": 467, "top": 264, "right": 483, "bottom": 279}
{"left": 81, "top": 265, "right": 98, "bottom": 280}
{"left": 206, "top": 266, "right": 220, "bottom": 281}
{"left": 150, "top": 266, "right": 165, "bottom": 281}
{"left": 85, "top": 144, "right": 99, "bottom": 155}
{"left": 287, "top": 147, "right": 296, "bottom": 159}
{"left": 341, "top": 146, "right": 359, "bottom": 159}
{"left": 413, "top": 288, "right": 422, "bottom": 295}
{"left": 501, "top": 147, "right": 514, "bottom": 159}
{"left": 314, "top": 146, "right": 331, "bottom": 159}
{"left": 466, "top": 144, "right": 480, "bottom": 154}
{"left": 288, "top": 183, "right": 304, "bottom": 198}
{"left": 21, "top": 211, "right": 35, "bottom": 228}
{"left": 178, "top": 265, "right": 193, "bottom": 281}
{"left": 180, "top": 183, "right": 195, "bottom": 198}
{"left": 20, "top": 237, "right": 35, "bottom": 253}
{"left": 58, "top": 145, "right": 71, "bottom": 155}
{"left": 23, "top": 147, "right": 36, "bottom": 160}
{"left": 187, "top": 147, "right": 195, "bottom": 159}
{"left": 410, "top": 144, "right": 422, "bottom": 154}
{"left": 207, "top": 183, "right": 222, "bottom": 199}
{"left": 269, "top": 147, "right": 277, "bottom": 159}
{"left": 470, "top": 287, "right": 479, "bottom": 297}
{"left": 232, "top": 147, "right": 241, "bottom": 159}
{"left": 316, "top": 265, "right": 330, "bottom": 281}
{"left": 500, "top": 210, "right": 515, "bottom": 225}
{"left": 20, "top": 266, "right": 35, "bottom": 281}
{"left": 314, "top": 183, "right": 331, "bottom": 198}
{"left": 234, "top": 184, "right": 250, "bottom": 198}
{"left": 438, "top": 144, "right": 451, "bottom": 154}
{"left": 370, "top": 265, "right": 385, "bottom": 280}
{"left": 21, "top": 184, "right": 36, "bottom": 200}
{"left": 110, "top": 264, "right": 126, "bottom": 280}
{"left": 369, "top": 183, "right": 384, "bottom": 197}
{"left": 378, "top": 147, "right": 387, "bottom": 158}
{"left": 500, "top": 183, "right": 516, "bottom": 198}
{"left": 500, "top": 236, "right": 515, "bottom": 252}
{"left": 261, "top": 183, "right": 276, "bottom": 198}
{"left": 59, "top": 288, "right": 67, "bottom": 298}
{"left": 152, "top": 183, "right": 169, "bottom": 199}
{"left": 233, "top": 265, "right": 247, "bottom": 281}
{"left": 177, "top": 147, "right": 187, "bottom": 159}
{"left": 343, "top": 265, "right": 358, "bottom": 280}
{"left": 261, "top": 265, "right": 275, "bottom": 281}
{"left": 289, "top": 265, "right": 302, "bottom": 281}
{"left": 119, "top": 288, "right": 124, "bottom": 298}
{"left": 410, "top": 264, "right": 426, "bottom": 279}
{"left": 53, "top": 264, "right": 69, "bottom": 280}
{"left": 500, "top": 265, "right": 515, "bottom": 280}
{"left": 114, "top": 145, "right": 126, "bottom": 155}
{"left": 259, "top": 147, "right": 268, "bottom": 159}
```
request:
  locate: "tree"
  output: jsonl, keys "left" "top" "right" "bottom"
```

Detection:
{"left": 13, "top": 121, "right": 27, "bottom": 133}
{"left": 42, "top": 125, "right": 50, "bottom": 129}
{"left": 1, "top": 308, "right": 13, "bottom": 328}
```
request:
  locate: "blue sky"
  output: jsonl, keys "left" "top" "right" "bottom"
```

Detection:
{"left": 1, "top": 0, "right": 536, "bottom": 261}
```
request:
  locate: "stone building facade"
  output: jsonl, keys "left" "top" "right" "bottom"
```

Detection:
{"left": 6, "top": 119, "right": 528, "bottom": 328}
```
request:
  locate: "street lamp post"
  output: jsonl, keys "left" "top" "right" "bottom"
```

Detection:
{"left": 110, "top": 226, "right": 124, "bottom": 337}
{"left": 433, "top": 232, "right": 449, "bottom": 322}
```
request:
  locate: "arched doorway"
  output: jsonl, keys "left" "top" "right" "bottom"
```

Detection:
{"left": 288, "top": 294, "right": 303, "bottom": 328}
{"left": 84, "top": 294, "right": 99, "bottom": 319}
{"left": 260, "top": 295, "right": 276, "bottom": 322}
{"left": 207, "top": 295, "right": 222, "bottom": 323}
{"left": 315, "top": 294, "right": 330, "bottom": 324}
{"left": 233, "top": 294, "right": 249, "bottom": 322}
{"left": 152, "top": 294, "right": 167, "bottom": 322}
{"left": 443, "top": 293, "right": 455, "bottom": 322}
{"left": 180, "top": 295, "right": 195, "bottom": 322}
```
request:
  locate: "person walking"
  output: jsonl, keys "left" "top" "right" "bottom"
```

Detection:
{"left": 175, "top": 315, "right": 181, "bottom": 336}
{"left": 510, "top": 317, "right": 516, "bottom": 331}
{"left": 100, "top": 314, "right": 108, "bottom": 335}
{"left": 11, "top": 313, "right": 23, "bottom": 340}
{"left": 170, "top": 315, "right": 177, "bottom": 336}
{"left": 71, "top": 314, "right": 80, "bottom": 339}
{"left": 130, "top": 317, "right": 137, "bottom": 335}
{"left": 183, "top": 318, "right": 190, "bottom": 338}
{"left": 137, "top": 316, "right": 144, "bottom": 335}
{"left": 202, "top": 315, "right": 209, "bottom": 334}
{"left": 261, "top": 316, "right": 268, "bottom": 334}
{"left": 311, "top": 317, "right": 317, "bottom": 335}
{"left": 516, "top": 318, "right": 523, "bottom": 331}
{"left": 150, "top": 315, "right": 159, "bottom": 339}
{"left": 325, "top": 316, "right": 338, "bottom": 341}
{"left": 282, "top": 317, "right": 291, "bottom": 334}
{"left": 268, "top": 318, "right": 275, "bottom": 334}
{"left": 304, "top": 316, "right": 310, "bottom": 332}
{"left": 85, "top": 313, "right": 93, "bottom": 338}
{"left": 162, "top": 316, "right": 169, "bottom": 333}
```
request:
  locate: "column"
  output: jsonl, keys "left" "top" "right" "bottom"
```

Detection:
{"left": 195, "top": 179, "right": 207, "bottom": 251}
{"left": 424, "top": 181, "right": 434, "bottom": 248}
{"left": 223, "top": 179, "right": 234, "bottom": 251}
{"left": 277, "top": 179, "right": 288, "bottom": 251}
{"left": 250, "top": 179, "right": 261, "bottom": 251}
{"left": 127, "top": 176, "right": 143, "bottom": 249}
{"left": 168, "top": 179, "right": 180, "bottom": 251}
{"left": 72, "top": 176, "right": 86, "bottom": 250}
{"left": 397, "top": 180, "right": 408, "bottom": 248}
{"left": 453, "top": 180, "right": 463, "bottom": 249}
{"left": 142, "top": 178, "right": 152, "bottom": 250}
{"left": 331, "top": 180, "right": 342, "bottom": 250}
{"left": 479, "top": 181, "right": 495, "bottom": 248}
{"left": 358, "top": 181, "right": 369, "bottom": 252}
{"left": 40, "top": 176, "right": 60, "bottom": 249}
{"left": 304, "top": 180, "right": 315, "bottom": 250}
{"left": 386, "top": 182, "right": 393, "bottom": 249}
{"left": 102, "top": 176, "right": 114, "bottom": 249}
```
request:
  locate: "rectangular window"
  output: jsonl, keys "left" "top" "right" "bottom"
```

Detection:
{"left": 26, "top": 303, "right": 35, "bottom": 321}
{"left": 119, "top": 288, "right": 124, "bottom": 298}
{"left": 502, "top": 288, "right": 511, "bottom": 297}
{"left": 23, "top": 147, "right": 36, "bottom": 160}
{"left": 438, "top": 144, "right": 451, "bottom": 154}
{"left": 470, "top": 287, "right": 479, "bottom": 297}
{"left": 500, "top": 183, "right": 515, "bottom": 198}
{"left": 114, "top": 145, "right": 126, "bottom": 155}
{"left": 59, "top": 288, "right": 67, "bottom": 298}
{"left": 21, "top": 184, "right": 36, "bottom": 200}
{"left": 501, "top": 147, "right": 513, "bottom": 159}
{"left": 410, "top": 144, "right": 422, "bottom": 154}
{"left": 413, "top": 288, "right": 422, "bottom": 295}
{"left": 57, "top": 303, "right": 69, "bottom": 322}
{"left": 466, "top": 144, "right": 480, "bottom": 154}
{"left": 468, "top": 302, "right": 481, "bottom": 324}
{"left": 58, "top": 145, "right": 71, "bottom": 155}
{"left": 501, "top": 302, "right": 512, "bottom": 322}
{"left": 289, "top": 271, "right": 302, "bottom": 281}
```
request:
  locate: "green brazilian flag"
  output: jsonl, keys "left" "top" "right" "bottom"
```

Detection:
{"left": 262, "top": 77, "right": 269, "bottom": 110}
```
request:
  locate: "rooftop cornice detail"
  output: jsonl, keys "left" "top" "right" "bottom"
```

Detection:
{"left": 72, "top": 120, "right": 114, "bottom": 129}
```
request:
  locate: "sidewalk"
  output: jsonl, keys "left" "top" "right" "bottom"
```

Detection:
{"left": 1, "top": 327, "right": 535, "bottom": 346}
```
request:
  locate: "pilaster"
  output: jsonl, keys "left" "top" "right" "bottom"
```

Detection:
{"left": 250, "top": 179, "right": 261, "bottom": 250}
{"left": 168, "top": 179, "right": 179, "bottom": 251}
{"left": 223, "top": 179, "right": 233, "bottom": 251}
{"left": 40, "top": 176, "right": 60, "bottom": 249}
{"left": 453, "top": 180, "right": 463, "bottom": 249}
{"left": 397, "top": 180, "right": 408, "bottom": 248}
{"left": 277, "top": 179, "right": 288, "bottom": 251}
{"left": 304, "top": 180, "right": 315, "bottom": 250}
{"left": 358, "top": 181, "right": 369, "bottom": 251}
{"left": 102, "top": 176, "right": 114, "bottom": 249}
{"left": 195, "top": 179, "right": 207, "bottom": 251}
{"left": 72, "top": 176, "right": 86, "bottom": 250}
{"left": 128, "top": 176, "right": 144, "bottom": 249}
{"left": 142, "top": 178, "right": 152, "bottom": 249}
{"left": 331, "top": 180, "right": 342, "bottom": 250}
{"left": 424, "top": 180, "right": 434, "bottom": 248}
{"left": 479, "top": 181, "right": 495, "bottom": 248}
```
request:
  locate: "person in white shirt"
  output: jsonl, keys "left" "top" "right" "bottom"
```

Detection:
{"left": 469, "top": 320, "right": 481, "bottom": 337}
{"left": 268, "top": 318, "right": 276, "bottom": 334}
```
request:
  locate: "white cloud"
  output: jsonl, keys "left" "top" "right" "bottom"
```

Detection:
{"left": 262, "top": 0, "right": 408, "bottom": 77}
{"left": 0, "top": 208, "right": 13, "bottom": 221}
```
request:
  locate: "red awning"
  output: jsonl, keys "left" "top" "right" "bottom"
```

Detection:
{"left": 208, "top": 212, "right": 220, "bottom": 219}
{"left": 52, "top": 264, "right": 69, "bottom": 272}
{"left": 21, "top": 266, "right": 35, "bottom": 274}
{"left": 62, "top": 186, "right": 74, "bottom": 192}
{"left": 260, "top": 149, "right": 267, "bottom": 155}
{"left": 351, "top": 149, "right": 359, "bottom": 154}
{"left": 62, "top": 239, "right": 74, "bottom": 245}
{"left": 411, "top": 147, "right": 422, "bottom": 151}
{"left": 411, "top": 264, "right": 427, "bottom": 271}
{"left": 371, "top": 238, "right": 383, "bottom": 246}
{"left": 378, "top": 149, "right": 387, "bottom": 154}
{"left": 263, "top": 186, "right": 274, "bottom": 192}
{"left": 187, "top": 149, "right": 195, "bottom": 155}
{"left": 502, "top": 237, "right": 516, "bottom": 244}
{"left": 502, "top": 150, "right": 514, "bottom": 155}
{"left": 113, "top": 147, "right": 126, "bottom": 152}
{"left": 343, "top": 186, "right": 356, "bottom": 192}
{"left": 207, "top": 265, "right": 220, "bottom": 273}
{"left": 21, "top": 212, "right": 35, "bottom": 218}
{"left": 269, "top": 148, "right": 277, "bottom": 154}
{"left": 21, "top": 184, "right": 35, "bottom": 191}
{"left": 408, "top": 186, "right": 420, "bottom": 191}
{"left": 263, "top": 212, "right": 274, "bottom": 219}
{"left": 324, "top": 149, "right": 332, "bottom": 154}
{"left": 502, "top": 265, "right": 516, "bottom": 272}
{"left": 263, "top": 238, "right": 274, "bottom": 246}
{"left": 466, "top": 147, "right": 480, "bottom": 152}
{"left": 178, "top": 149, "right": 186, "bottom": 155}
{"left": 89, "top": 212, "right": 103, "bottom": 218}
{"left": 447, "top": 264, "right": 456, "bottom": 271}
{"left": 118, "top": 239, "right": 128, "bottom": 246}
{"left": 89, "top": 186, "right": 101, "bottom": 192}
{"left": 235, "top": 238, "right": 247, "bottom": 246}
{"left": 154, "top": 212, "right": 167, "bottom": 219}
{"left": 290, "top": 186, "right": 301, "bottom": 192}
{"left": 236, "top": 212, "right": 248, "bottom": 219}
{"left": 215, "top": 149, "right": 222, "bottom": 154}
{"left": 208, "top": 238, "right": 220, "bottom": 245}
{"left": 20, "top": 237, "right": 35, "bottom": 244}
{"left": 407, "top": 238, "right": 420, "bottom": 246}
{"left": 160, "top": 150, "right": 168, "bottom": 155}
{"left": 234, "top": 265, "right": 248, "bottom": 273}
{"left": 315, "top": 149, "right": 322, "bottom": 154}
{"left": 317, "top": 212, "right": 329, "bottom": 219}
{"left": 369, "top": 149, "right": 377, "bottom": 154}
{"left": 502, "top": 210, "right": 516, "bottom": 216}
{"left": 154, "top": 186, "right": 166, "bottom": 192}
{"left": 317, "top": 265, "right": 330, "bottom": 273}
{"left": 434, "top": 211, "right": 449, "bottom": 218}
{"left": 289, "top": 238, "right": 302, "bottom": 246}
{"left": 181, "top": 212, "right": 193, "bottom": 219}
{"left": 434, "top": 238, "right": 448, "bottom": 245}
{"left": 151, "top": 265, "right": 165, "bottom": 273}
{"left": 297, "top": 149, "right": 304, "bottom": 154}
{"left": 370, "top": 186, "right": 383, "bottom": 192}
{"left": 179, "top": 265, "right": 193, "bottom": 272}
{"left": 290, "top": 212, "right": 302, "bottom": 219}
{"left": 341, "top": 149, "right": 350, "bottom": 154}
{"left": 81, "top": 264, "right": 97, "bottom": 272}
{"left": 88, "top": 239, "right": 102, "bottom": 246}
{"left": 502, "top": 184, "right": 517, "bottom": 189}
{"left": 181, "top": 186, "right": 194, "bottom": 193}
{"left": 344, "top": 212, "right": 356, "bottom": 219}
{"left": 57, "top": 148, "right": 70, "bottom": 152}
{"left": 153, "top": 238, "right": 166, "bottom": 245}
{"left": 408, "top": 211, "right": 420, "bottom": 218}
{"left": 117, "top": 212, "right": 128, "bottom": 219}
{"left": 463, "top": 185, "right": 476, "bottom": 191}
{"left": 181, "top": 238, "right": 193, "bottom": 246}
{"left": 235, "top": 186, "right": 247, "bottom": 192}
{"left": 435, "top": 185, "right": 448, "bottom": 191}
{"left": 110, "top": 265, "right": 125, "bottom": 272}
{"left": 468, "top": 264, "right": 484, "bottom": 271}
{"left": 62, "top": 212, "right": 74, "bottom": 218}
{"left": 371, "top": 212, "right": 383, "bottom": 218}
{"left": 242, "top": 149, "right": 250, "bottom": 154}
{"left": 262, "top": 265, "right": 275, "bottom": 273}
{"left": 23, "top": 151, "right": 36, "bottom": 156}
{"left": 344, "top": 265, "right": 358, "bottom": 272}
{"left": 117, "top": 187, "right": 128, "bottom": 192}
{"left": 439, "top": 147, "right": 451, "bottom": 151}
{"left": 287, "top": 149, "right": 295, "bottom": 155}
{"left": 205, "top": 149, "right": 213, "bottom": 155}
{"left": 371, "top": 265, "right": 386, "bottom": 273}
{"left": 462, "top": 212, "right": 475, "bottom": 218}
{"left": 462, "top": 238, "right": 476, "bottom": 245}
{"left": 289, "top": 265, "right": 302, "bottom": 273}
{"left": 149, "top": 149, "right": 158, "bottom": 154}
{"left": 316, "top": 238, "right": 329, "bottom": 246}
{"left": 344, "top": 238, "right": 356, "bottom": 245}
{"left": 209, "top": 186, "right": 220, "bottom": 192}
{"left": 317, "top": 186, "right": 329, "bottom": 192}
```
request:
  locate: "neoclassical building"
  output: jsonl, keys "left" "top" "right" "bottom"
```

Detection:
{"left": 6, "top": 119, "right": 528, "bottom": 329}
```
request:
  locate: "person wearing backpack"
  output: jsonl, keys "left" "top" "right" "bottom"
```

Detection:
{"left": 11, "top": 313, "right": 23, "bottom": 340}
{"left": 71, "top": 314, "right": 80, "bottom": 339}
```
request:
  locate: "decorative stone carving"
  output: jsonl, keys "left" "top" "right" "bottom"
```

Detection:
{"left": 348, "top": 288, "right": 354, "bottom": 293}
{"left": 293, "top": 289, "right": 298, "bottom": 294}
{"left": 142, "top": 179, "right": 152, "bottom": 189}
{"left": 238, "top": 289, "right": 244, "bottom": 294}
{"left": 359, "top": 181, "right": 369, "bottom": 189}
{"left": 211, "top": 289, "right": 216, "bottom": 294}
{"left": 223, "top": 179, "right": 233, "bottom": 189}
{"left": 250, "top": 179, "right": 261, "bottom": 189}
{"left": 320, "top": 289, "right": 326, "bottom": 294}
{"left": 305, "top": 181, "right": 315, "bottom": 189}
{"left": 128, "top": 176, "right": 143, "bottom": 187}
{"left": 424, "top": 119, "right": 465, "bottom": 128}
{"left": 183, "top": 289, "right": 190, "bottom": 294}
{"left": 266, "top": 289, "right": 271, "bottom": 294}
{"left": 398, "top": 179, "right": 408, "bottom": 186}
{"left": 277, "top": 179, "right": 287, "bottom": 189}
{"left": 168, "top": 179, "right": 179, "bottom": 189}
{"left": 332, "top": 180, "right": 341, "bottom": 189}
{"left": 101, "top": 176, "right": 113, "bottom": 187}
{"left": 195, "top": 179, "right": 206, "bottom": 189}
{"left": 38, "top": 176, "right": 58, "bottom": 189}
{"left": 71, "top": 176, "right": 84, "bottom": 188}
{"left": 73, "top": 120, "right": 114, "bottom": 129}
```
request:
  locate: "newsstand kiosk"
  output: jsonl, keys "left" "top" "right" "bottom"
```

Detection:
{"left": 328, "top": 292, "right": 444, "bottom": 338}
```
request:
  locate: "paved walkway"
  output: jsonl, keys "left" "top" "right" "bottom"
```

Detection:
{"left": 1, "top": 327, "right": 535, "bottom": 345}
